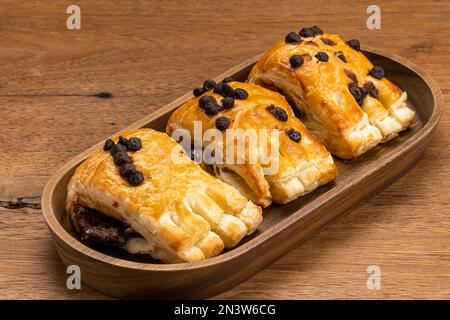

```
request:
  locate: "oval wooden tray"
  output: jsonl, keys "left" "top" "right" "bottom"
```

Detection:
{"left": 42, "top": 47, "right": 443, "bottom": 299}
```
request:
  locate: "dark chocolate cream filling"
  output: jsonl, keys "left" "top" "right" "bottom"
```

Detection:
{"left": 70, "top": 206, "right": 141, "bottom": 248}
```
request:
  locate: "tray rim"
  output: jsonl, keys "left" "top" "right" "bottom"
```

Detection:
{"left": 41, "top": 46, "right": 444, "bottom": 272}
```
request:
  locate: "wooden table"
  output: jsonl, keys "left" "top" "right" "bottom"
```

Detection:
{"left": 1, "top": 0, "right": 449, "bottom": 299}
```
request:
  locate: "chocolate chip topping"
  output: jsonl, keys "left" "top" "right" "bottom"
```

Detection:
{"left": 299, "top": 26, "right": 323, "bottom": 38}
{"left": 110, "top": 143, "right": 127, "bottom": 155}
{"left": 222, "top": 97, "right": 235, "bottom": 109}
{"left": 203, "top": 79, "right": 216, "bottom": 91}
{"left": 127, "top": 137, "right": 142, "bottom": 151}
{"left": 103, "top": 139, "right": 115, "bottom": 151}
{"left": 233, "top": 88, "right": 248, "bottom": 100}
{"left": 113, "top": 151, "right": 132, "bottom": 166}
{"left": 215, "top": 117, "right": 230, "bottom": 131}
{"left": 289, "top": 55, "right": 304, "bottom": 68}
{"left": 118, "top": 135, "right": 129, "bottom": 147}
{"left": 288, "top": 129, "right": 302, "bottom": 142}
{"left": 213, "top": 83, "right": 224, "bottom": 95}
{"left": 222, "top": 77, "right": 233, "bottom": 83}
{"left": 337, "top": 53, "right": 347, "bottom": 63}
{"left": 266, "top": 105, "right": 288, "bottom": 121}
{"left": 221, "top": 83, "right": 235, "bottom": 97}
{"left": 344, "top": 69, "right": 358, "bottom": 84}
{"left": 321, "top": 37, "right": 336, "bottom": 45}
{"left": 364, "top": 81, "right": 379, "bottom": 99}
{"left": 369, "top": 66, "right": 385, "bottom": 80}
{"left": 285, "top": 32, "right": 301, "bottom": 44}
{"left": 204, "top": 101, "right": 222, "bottom": 116}
{"left": 348, "top": 83, "right": 368, "bottom": 106}
{"left": 120, "top": 163, "right": 136, "bottom": 178}
{"left": 346, "top": 39, "right": 360, "bottom": 51}
{"left": 127, "top": 170, "right": 144, "bottom": 186}
{"left": 199, "top": 95, "right": 216, "bottom": 109}
{"left": 193, "top": 87, "right": 205, "bottom": 97}
{"left": 107, "top": 137, "right": 144, "bottom": 186}
{"left": 315, "top": 52, "right": 329, "bottom": 62}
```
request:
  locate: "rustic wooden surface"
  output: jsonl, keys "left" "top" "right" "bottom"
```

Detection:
{"left": 0, "top": 0, "right": 449, "bottom": 299}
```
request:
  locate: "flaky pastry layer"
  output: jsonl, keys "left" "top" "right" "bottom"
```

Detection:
{"left": 248, "top": 32, "right": 415, "bottom": 159}
{"left": 167, "top": 82, "right": 337, "bottom": 206}
{"left": 66, "top": 128, "right": 262, "bottom": 263}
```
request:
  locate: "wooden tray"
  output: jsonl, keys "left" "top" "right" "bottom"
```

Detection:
{"left": 42, "top": 47, "right": 443, "bottom": 299}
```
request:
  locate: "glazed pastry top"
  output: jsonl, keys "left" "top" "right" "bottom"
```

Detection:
{"left": 167, "top": 81, "right": 337, "bottom": 206}
{"left": 66, "top": 128, "right": 262, "bottom": 263}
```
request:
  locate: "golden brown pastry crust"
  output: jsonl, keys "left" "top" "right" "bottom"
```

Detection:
{"left": 166, "top": 82, "right": 337, "bottom": 206}
{"left": 248, "top": 32, "right": 415, "bottom": 159}
{"left": 66, "top": 128, "right": 262, "bottom": 263}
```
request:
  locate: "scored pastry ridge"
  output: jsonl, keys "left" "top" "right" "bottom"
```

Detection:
{"left": 167, "top": 82, "right": 337, "bottom": 207}
{"left": 247, "top": 30, "right": 415, "bottom": 159}
{"left": 66, "top": 128, "right": 262, "bottom": 263}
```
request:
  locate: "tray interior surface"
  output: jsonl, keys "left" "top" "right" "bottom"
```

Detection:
{"left": 54, "top": 51, "right": 431, "bottom": 265}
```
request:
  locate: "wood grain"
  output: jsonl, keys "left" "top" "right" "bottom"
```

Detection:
{"left": 1, "top": 0, "right": 450, "bottom": 299}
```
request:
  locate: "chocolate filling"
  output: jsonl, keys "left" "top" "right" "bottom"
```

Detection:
{"left": 70, "top": 205, "right": 140, "bottom": 248}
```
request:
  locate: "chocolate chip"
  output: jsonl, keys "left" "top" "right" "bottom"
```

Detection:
{"left": 315, "top": 52, "right": 329, "bottom": 62}
{"left": 222, "top": 97, "right": 235, "bottom": 109}
{"left": 119, "top": 163, "right": 135, "bottom": 178}
{"left": 215, "top": 117, "right": 230, "bottom": 131}
{"left": 348, "top": 84, "right": 367, "bottom": 106}
{"left": 299, "top": 26, "right": 323, "bottom": 38}
{"left": 203, "top": 79, "right": 216, "bottom": 91}
{"left": 364, "top": 81, "right": 379, "bottom": 99}
{"left": 222, "top": 77, "right": 233, "bottom": 83}
{"left": 127, "top": 170, "right": 144, "bottom": 186}
{"left": 289, "top": 55, "right": 304, "bottom": 68}
{"left": 199, "top": 95, "right": 216, "bottom": 109}
{"left": 113, "top": 151, "right": 132, "bottom": 166}
{"left": 233, "top": 88, "right": 248, "bottom": 100}
{"left": 369, "top": 66, "right": 385, "bottom": 80}
{"left": 204, "top": 101, "right": 222, "bottom": 116}
{"left": 361, "top": 86, "right": 368, "bottom": 98}
{"left": 193, "top": 87, "right": 205, "bottom": 97}
{"left": 127, "top": 137, "right": 142, "bottom": 151}
{"left": 346, "top": 39, "right": 360, "bottom": 51}
{"left": 103, "top": 139, "right": 115, "bottom": 151}
{"left": 338, "top": 53, "right": 347, "bottom": 63}
{"left": 221, "top": 83, "right": 234, "bottom": 97}
{"left": 213, "top": 83, "right": 224, "bottom": 95}
{"left": 288, "top": 130, "right": 302, "bottom": 142}
{"left": 344, "top": 69, "right": 358, "bottom": 84}
{"left": 110, "top": 143, "right": 127, "bottom": 155}
{"left": 285, "top": 32, "right": 301, "bottom": 44}
{"left": 118, "top": 136, "right": 129, "bottom": 147}
{"left": 321, "top": 37, "right": 336, "bottom": 45}
{"left": 266, "top": 105, "right": 288, "bottom": 121}
{"left": 311, "top": 26, "right": 323, "bottom": 36}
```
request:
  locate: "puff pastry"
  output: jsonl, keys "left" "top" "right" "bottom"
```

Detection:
{"left": 248, "top": 28, "right": 415, "bottom": 159}
{"left": 66, "top": 128, "right": 262, "bottom": 263}
{"left": 166, "top": 82, "right": 337, "bottom": 207}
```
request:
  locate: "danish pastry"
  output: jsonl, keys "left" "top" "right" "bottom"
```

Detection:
{"left": 66, "top": 128, "right": 262, "bottom": 263}
{"left": 166, "top": 81, "right": 337, "bottom": 207}
{"left": 248, "top": 27, "right": 415, "bottom": 159}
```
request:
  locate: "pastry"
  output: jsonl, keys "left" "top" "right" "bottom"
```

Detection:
{"left": 166, "top": 80, "right": 337, "bottom": 207}
{"left": 66, "top": 128, "right": 262, "bottom": 263}
{"left": 247, "top": 27, "right": 415, "bottom": 159}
